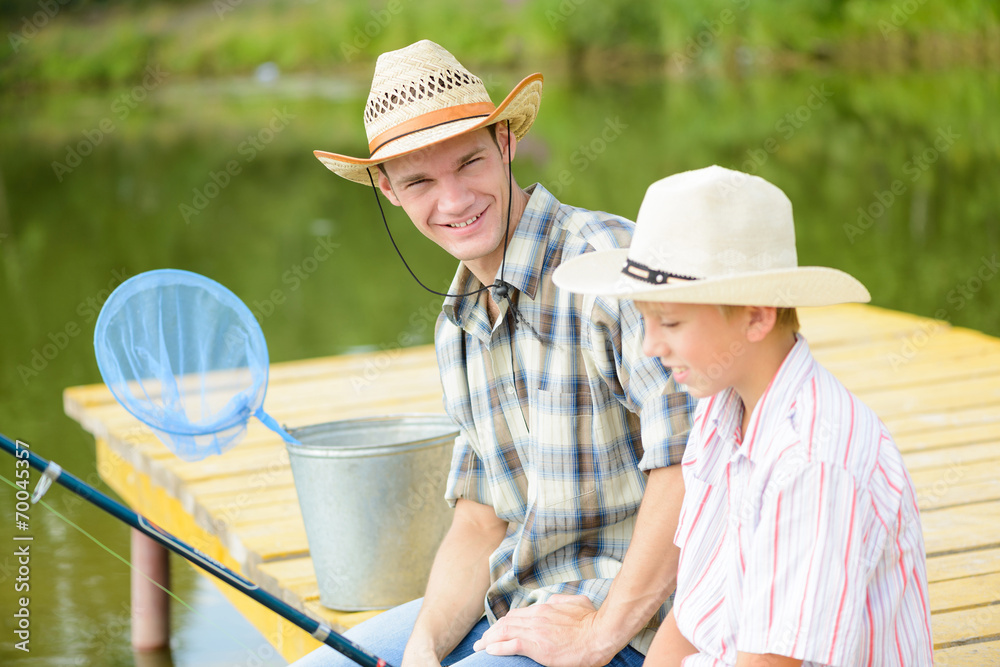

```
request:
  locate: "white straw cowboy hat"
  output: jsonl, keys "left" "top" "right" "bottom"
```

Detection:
{"left": 553, "top": 166, "right": 871, "bottom": 307}
{"left": 314, "top": 40, "right": 543, "bottom": 185}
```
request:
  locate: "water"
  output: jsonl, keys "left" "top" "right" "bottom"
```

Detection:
{"left": 1, "top": 67, "right": 997, "bottom": 664}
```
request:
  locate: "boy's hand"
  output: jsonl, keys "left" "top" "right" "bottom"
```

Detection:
{"left": 472, "top": 594, "right": 616, "bottom": 667}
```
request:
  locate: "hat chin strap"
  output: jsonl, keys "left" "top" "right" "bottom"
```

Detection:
{"left": 367, "top": 120, "right": 515, "bottom": 301}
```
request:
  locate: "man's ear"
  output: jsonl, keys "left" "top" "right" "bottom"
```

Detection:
{"left": 376, "top": 168, "right": 401, "bottom": 206}
{"left": 496, "top": 122, "right": 517, "bottom": 164}
{"left": 745, "top": 306, "right": 778, "bottom": 343}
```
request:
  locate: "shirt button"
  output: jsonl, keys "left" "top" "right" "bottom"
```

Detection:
{"left": 507, "top": 384, "right": 516, "bottom": 395}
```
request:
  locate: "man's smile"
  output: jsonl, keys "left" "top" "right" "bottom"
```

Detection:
{"left": 443, "top": 207, "right": 486, "bottom": 230}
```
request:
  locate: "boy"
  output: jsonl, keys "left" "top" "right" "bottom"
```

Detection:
{"left": 553, "top": 165, "right": 933, "bottom": 666}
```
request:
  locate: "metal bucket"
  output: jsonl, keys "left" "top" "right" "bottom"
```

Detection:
{"left": 287, "top": 414, "right": 458, "bottom": 611}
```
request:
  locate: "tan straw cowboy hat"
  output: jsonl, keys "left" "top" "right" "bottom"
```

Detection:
{"left": 553, "top": 166, "right": 871, "bottom": 307}
{"left": 314, "top": 40, "right": 543, "bottom": 185}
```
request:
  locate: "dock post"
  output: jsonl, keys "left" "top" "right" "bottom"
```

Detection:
{"left": 131, "top": 528, "right": 171, "bottom": 651}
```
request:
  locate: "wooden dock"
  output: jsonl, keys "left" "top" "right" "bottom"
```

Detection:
{"left": 63, "top": 304, "right": 1000, "bottom": 665}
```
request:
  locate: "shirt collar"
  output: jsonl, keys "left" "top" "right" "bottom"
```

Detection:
{"left": 711, "top": 387, "right": 745, "bottom": 452}
{"left": 711, "top": 334, "right": 815, "bottom": 462}
{"left": 442, "top": 183, "right": 557, "bottom": 328}
{"left": 742, "top": 334, "right": 815, "bottom": 461}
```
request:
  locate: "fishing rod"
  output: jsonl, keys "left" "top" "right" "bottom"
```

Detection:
{"left": 0, "top": 432, "right": 390, "bottom": 667}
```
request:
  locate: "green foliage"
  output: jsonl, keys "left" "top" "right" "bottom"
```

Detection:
{"left": 2, "top": 0, "right": 998, "bottom": 88}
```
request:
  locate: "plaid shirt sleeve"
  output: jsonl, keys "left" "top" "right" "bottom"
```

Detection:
{"left": 587, "top": 294, "right": 694, "bottom": 471}
{"left": 443, "top": 432, "right": 493, "bottom": 508}
{"left": 435, "top": 312, "right": 492, "bottom": 509}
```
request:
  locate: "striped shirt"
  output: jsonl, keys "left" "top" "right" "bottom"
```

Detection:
{"left": 673, "top": 335, "right": 932, "bottom": 666}
{"left": 437, "top": 184, "right": 694, "bottom": 654}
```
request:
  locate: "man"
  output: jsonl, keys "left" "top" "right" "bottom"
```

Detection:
{"left": 295, "top": 40, "right": 693, "bottom": 667}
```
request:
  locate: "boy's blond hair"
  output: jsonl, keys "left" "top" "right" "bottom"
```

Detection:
{"left": 718, "top": 305, "right": 800, "bottom": 333}
{"left": 635, "top": 301, "right": 800, "bottom": 334}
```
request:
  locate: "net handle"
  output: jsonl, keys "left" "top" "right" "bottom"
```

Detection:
{"left": 254, "top": 408, "right": 301, "bottom": 445}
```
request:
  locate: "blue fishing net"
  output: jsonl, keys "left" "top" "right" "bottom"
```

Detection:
{"left": 94, "top": 269, "right": 299, "bottom": 461}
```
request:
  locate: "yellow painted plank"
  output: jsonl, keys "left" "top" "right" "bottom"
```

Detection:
{"left": 921, "top": 501, "right": 1000, "bottom": 556}
{"left": 304, "top": 599, "right": 382, "bottom": 633}
{"left": 65, "top": 345, "right": 440, "bottom": 411}
{"left": 825, "top": 336, "right": 1000, "bottom": 369}
{"left": 196, "top": 498, "right": 306, "bottom": 540}
{"left": 884, "top": 404, "right": 1000, "bottom": 437}
{"left": 799, "top": 304, "right": 948, "bottom": 348}
{"left": 906, "top": 449, "right": 1000, "bottom": 520}
{"left": 97, "top": 437, "right": 328, "bottom": 663}
{"left": 254, "top": 557, "right": 323, "bottom": 604}
{"left": 62, "top": 344, "right": 438, "bottom": 410}
{"left": 927, "top": 547, "right": 1000, "bottom": 584}
{"left": 196, "top": 481, "right": 298, "bottom": 512}
{"left": 808, "top": 328, "right": 1000, "bottom": 372}
{"left": 935, "top": 640, "right": 1000, "bottom": 667}
{"left": 917, "top": 477, "right": 1000, "bottom": 512}
{"left": 268, "top": 352, "right": 443, "bottom": 396}
{"left": 896, "top": 423, "right": 1000, "bottom": 454}
{"left": 859, "top": 375, "right": 1000, "bottom": 419}
{"left": 911, "top": 460, "right": 1000, "bottom": 489}
{"left": 267, "top": 344, "right": 437, "bottom": 385}
{"left": 811, "top": 328, "right": 1000, "bottom": 369}
{"left": 201, "top": 571, "right": 323, "bottom": 663}
{"left": 931, "top": 605, "right": 1000, "bottom": 649}
{"left": 266, "top": 368, "right": 443, "bottom": 407}
{"left": 191, "top": 474, "right": 296, "bottom": 501}
{"left": 239, "top": 528, "right": 311, "bottom": 566}
{"left": 832, "top": 352, "right": 1000, "bottom": 395}
{"left": 166, "top": 443, "right": 293, "bottom": 486}
{"left": 902, "top": 438, "right": 1000, "bottom": 468}
{"left": 929, "top": 572, "right": 1000, "bottom": 614}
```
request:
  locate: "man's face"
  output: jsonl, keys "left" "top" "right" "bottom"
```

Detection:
{"left": 377, "top": 127, "right": 515, "bottom": 278}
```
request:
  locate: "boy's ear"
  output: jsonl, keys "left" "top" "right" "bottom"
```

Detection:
{"left": 745, "top": 306, "right": 778, "bottom": 343}
{"left": 377, "top": 169, "right": 401, "bottom": 207}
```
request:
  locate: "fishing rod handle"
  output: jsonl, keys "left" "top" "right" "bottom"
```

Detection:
{"left": 0, "top": 433, "right": 389, "bottom": 667}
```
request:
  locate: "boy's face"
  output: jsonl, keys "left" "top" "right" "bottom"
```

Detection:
{"left": 377, "top": 126, "right": 515, "bottom": 279}
{"left": 636, "top": 301, "right": 748, "bottom": 399}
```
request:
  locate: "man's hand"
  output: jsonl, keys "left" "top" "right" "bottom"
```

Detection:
{"left": 472, "top": 594, "right": 615, "bottom": 667}
{"left": 474, "top": 466, "right": 685, "bottom": 666}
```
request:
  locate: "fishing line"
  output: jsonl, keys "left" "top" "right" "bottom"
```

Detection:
{"left": 0, "top": 470, "right": 259, "bottom": 653}
{"left": 0, "top": 435, "right": 390, "bottom": 667}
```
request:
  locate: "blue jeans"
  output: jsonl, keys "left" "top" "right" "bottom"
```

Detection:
{"left": 289, "top": 598, "right": 645, "bottom": 667}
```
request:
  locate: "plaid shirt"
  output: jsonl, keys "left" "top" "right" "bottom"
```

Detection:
{"left": 436, "top": 184, "right": 694, "bottom": 654}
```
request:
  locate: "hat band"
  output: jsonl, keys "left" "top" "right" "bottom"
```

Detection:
{"left": 622, "top": 259, "right": 699, "bottom": 285}
{"left": 368, "top": 101, "right": 497, "bottom": 155}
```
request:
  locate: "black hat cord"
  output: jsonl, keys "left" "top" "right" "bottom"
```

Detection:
{"left": 365, "top": 119, "right": 542, "bottom": 347}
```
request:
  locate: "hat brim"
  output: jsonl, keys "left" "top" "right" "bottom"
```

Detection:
{"left": 553, "top": 249, "right": 871, "bottom": 307}
{"left": 314, "top": 73, "right": 543, "bottom": 185}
